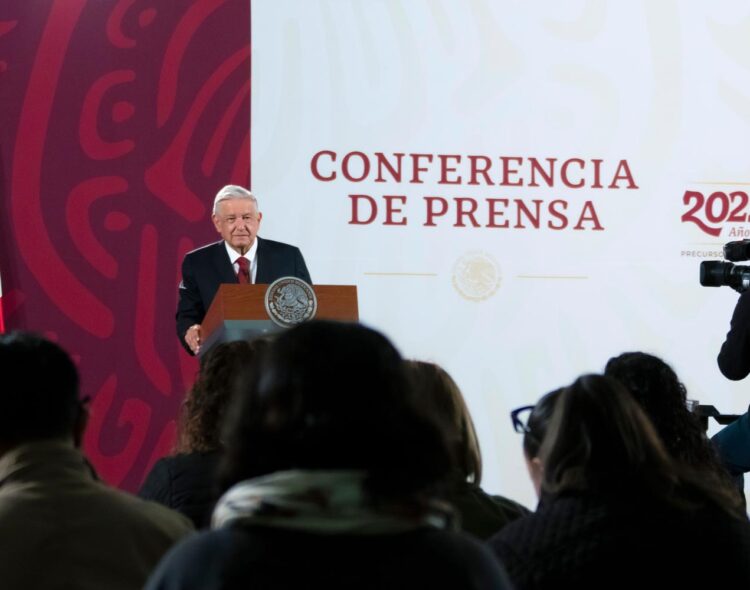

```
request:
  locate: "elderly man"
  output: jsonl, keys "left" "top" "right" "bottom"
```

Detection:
{"left": 0, "top": 332, "right": 193, "bottom": 590}
{"left": 176, "top": 185, "right": 311, "bottom": 354}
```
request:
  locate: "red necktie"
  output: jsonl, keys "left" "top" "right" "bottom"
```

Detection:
{"left": 236, "top": 257, "right": 250, "bottom": 284}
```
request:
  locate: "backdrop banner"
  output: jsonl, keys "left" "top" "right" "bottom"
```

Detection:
{"left": 0, "top": 0, "right": 250, "bottom": 490}
{"left": 251, "top": 2, "right": 750, "bottom": 505}
{"left": 3, "top": 1, "right": 750, "bottom": 506}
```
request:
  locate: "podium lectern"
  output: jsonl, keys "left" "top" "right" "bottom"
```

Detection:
{"left": 199, "top": 284, "right": 358, "bottom": 355}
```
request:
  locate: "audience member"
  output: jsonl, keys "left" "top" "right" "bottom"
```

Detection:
{"left": 489, "top": 374, "right": 750, "bottom": 589}
{"left": 139, "top": 339, "right": 267, "bottom": 527}
{"left": 604, "top": 351, "right": 742, "bottom": 501}
{"left": 0, "top": 332, "right": 193, "bottom": 590}
{"left": 406, "top": 360, "right": 529, "bottom": 539}
{"left": 145, "top": 321, "right": 512, "bottom": 590}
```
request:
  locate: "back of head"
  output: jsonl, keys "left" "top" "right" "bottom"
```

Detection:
{"left": 0, "top": 332, "right": 80, "bottom": 445}
{"left": 178, "top": 339, "right": 268, "bottom": 453}
{"left": 536, "top": 374, "right": 676, "bottom": 496}
{"left": 532, "top": 374, "right": 744, "bottom": 516}
{"left": 604, "top": 352, "right": 719, "bottom": 469}
{"left": 405, "top": 360, "right": 482, "bottom": 484}
{"left": 219, "top": 321, "right": 453, "bottom": 502}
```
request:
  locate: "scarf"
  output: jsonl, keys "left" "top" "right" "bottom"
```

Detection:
{"left": 211, "top": 470, "right": 451, "bottom": 534}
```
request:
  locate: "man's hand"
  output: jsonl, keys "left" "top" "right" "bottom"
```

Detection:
{"left": 184, "top": 324, "right": 202, "bottom": 355}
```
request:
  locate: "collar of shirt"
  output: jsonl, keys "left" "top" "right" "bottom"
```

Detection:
{"left": 0, "top": 440, "right": 91, "bottom": 487}
{"left": 224, "top": 238, "right": 259, "bottom": 283}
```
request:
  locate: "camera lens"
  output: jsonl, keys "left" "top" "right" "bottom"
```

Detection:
{"left": 700, "top": 261, "right": 733, "bottom": 287}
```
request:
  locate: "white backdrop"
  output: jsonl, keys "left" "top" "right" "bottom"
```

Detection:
{"left": 251, "top": 1, "right": 750, "bottom": 508}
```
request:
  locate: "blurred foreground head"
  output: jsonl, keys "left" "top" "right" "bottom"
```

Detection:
{"left": 0, "top": 332, "right": 82, "bottom": 446}
{"left": 527, "top": 374, "right": 672, "bottom": 495}
{"left": 219, "top": 321, "right": 454, "bottom": 503}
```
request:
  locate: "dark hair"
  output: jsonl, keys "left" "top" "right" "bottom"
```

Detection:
{"left": 522, "top": 388, "right": 562, "bottom": 460}
{"left": 218, "top": 321, "right": 454, "bottom": 504}
{"left": 177, "top": 339, "right": 267, "bottom": 453}
{"left": 603, "top": 352, "right": 723, "bottom": 470}
{"left": 530, "top": 374, "right": 743, "bottom": 516}
{"left": 405, "top": 360, "right": 482, "bottom": 483}
{"left": 0, "top": 332, "right": 81, "bottom": 444}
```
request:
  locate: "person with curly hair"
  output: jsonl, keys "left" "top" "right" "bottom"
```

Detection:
{"left": 139, "top": 339, "right": 267, "bottom": 527}
{"left": 604, "top": 351, "right": 734, "bottom": 479}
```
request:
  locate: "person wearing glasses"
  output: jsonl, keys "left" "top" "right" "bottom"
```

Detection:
{"left": 490, "top": 374, "right": 750, "bottom": 589}
{"left": 405, "top": 360, "right": 530, "bottom": 539}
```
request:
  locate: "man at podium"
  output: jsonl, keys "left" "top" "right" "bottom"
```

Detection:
{"left": 176, "top": 185, "right": 311, "bottom": 355}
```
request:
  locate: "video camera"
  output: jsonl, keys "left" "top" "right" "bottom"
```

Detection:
{"left": 700, "top": 239, "right": 750, "bottom": 292}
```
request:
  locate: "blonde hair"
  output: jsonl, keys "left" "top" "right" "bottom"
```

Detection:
{"left": 405, "top": 360, "right": 482, "bottom": 483}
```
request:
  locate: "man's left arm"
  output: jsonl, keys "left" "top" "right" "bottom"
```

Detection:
{"left": 176, "top": 255, "right": 205, "bottom": 354}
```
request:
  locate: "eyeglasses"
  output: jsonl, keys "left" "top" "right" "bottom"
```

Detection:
{"left": 510, "top": 405, "right": 535, "bottom": 435}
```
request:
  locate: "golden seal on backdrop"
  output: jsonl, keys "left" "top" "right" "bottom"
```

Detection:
{"left": 265, "top": 277, "right": 318, "bottom": 328}
{"left": 452, "top": 251, "right": 501, "bottom": 301}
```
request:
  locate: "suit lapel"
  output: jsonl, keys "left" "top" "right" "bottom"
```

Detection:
{"left": 255, "top": 237, "right": 269, "bottom": 284}
{"left": 213, "top": 241, "right": 239, "bottom": 284}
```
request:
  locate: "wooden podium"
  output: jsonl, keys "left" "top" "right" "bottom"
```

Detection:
{"left": 200, "top": 284, "right": 358, "bottom": 355}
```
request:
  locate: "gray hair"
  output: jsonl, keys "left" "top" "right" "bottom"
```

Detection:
{"left": 213, "top": 185, "right": 259, "bottom": 215}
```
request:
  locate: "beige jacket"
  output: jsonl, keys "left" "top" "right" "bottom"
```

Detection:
{"left": 0, "top": 441, "right": 194, "bottom": 590}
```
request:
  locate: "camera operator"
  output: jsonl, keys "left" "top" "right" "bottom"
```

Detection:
{"left": 703, "top": 240, "right": 750, "bottom": 492}
{"left": 718, "top": 289, "right": 750, "bottom": 380}
{"left": 715, "top": 292, "right": 750, "bottom": 485}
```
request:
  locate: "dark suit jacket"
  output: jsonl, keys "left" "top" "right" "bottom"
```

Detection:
{"left": 176, "top": 237, "right": 311, "bottom": 351}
